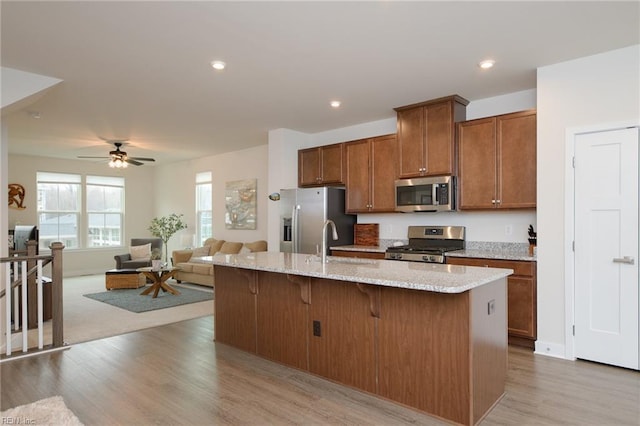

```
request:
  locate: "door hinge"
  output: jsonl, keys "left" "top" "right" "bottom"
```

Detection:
{"left": 572, "top": 325, "right": 575, "bottom": 336}
{"left": 572, "top": 241, "right": 575, "bottom": 251}
{"left": 572, "top": 156, "right": 575, "bottom": 168}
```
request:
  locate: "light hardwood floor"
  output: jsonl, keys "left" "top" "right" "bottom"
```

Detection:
{"left": 1, "top": 316, "right": 639, "bottom": 425}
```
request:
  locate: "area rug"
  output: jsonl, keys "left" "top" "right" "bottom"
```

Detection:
{"left": 1, "top": 396, "right": 83, "bottom": 425}
{"left": 83, "top": 285, "right": 213, "bottom": 313}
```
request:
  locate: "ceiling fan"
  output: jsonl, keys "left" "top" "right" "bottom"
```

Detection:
{"left": 78, "top": 139, "right": 155, "bottom": 168}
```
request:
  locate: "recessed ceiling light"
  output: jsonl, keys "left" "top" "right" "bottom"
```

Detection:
{"left": 479, "top": 59, "right": 496, "bottom": 69}
{"left": 211, "top": 60, "right": 226, "bottom": 70}
{"left": 330, "top": 100, "right": 341, "bottom": 108}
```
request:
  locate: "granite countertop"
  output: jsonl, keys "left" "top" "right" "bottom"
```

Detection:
{"left": 195, "top": 251, "right": 512, "bottom": 294}
{"left": 446, "top": 242, "right": 536, "bottom": 262}
{"left": 332, "top": 241, "right": 537, "bottom": 262}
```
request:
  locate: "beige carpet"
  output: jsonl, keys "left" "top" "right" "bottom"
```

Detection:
{"left": 65, "top": 274, "right": 213, "bottom": 343}
{"left": 1, "top": 396, "right": 83, "bottom": 425}
{"left": 16, "top": 274, "right": 213, "bottom": 346}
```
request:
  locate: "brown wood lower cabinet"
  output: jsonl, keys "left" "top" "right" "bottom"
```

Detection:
{"left": 446, "top": 257, "right": 537, "bottom": 348}
{"left": 330, "top": 249, "right": 385, "bottom": 259}
{"left": 214, "top": 266, "right": 507, "bottom": 425}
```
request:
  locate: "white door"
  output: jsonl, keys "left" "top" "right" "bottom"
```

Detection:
{"left": 574, "top": 127, "right": 639, "bottom": 370}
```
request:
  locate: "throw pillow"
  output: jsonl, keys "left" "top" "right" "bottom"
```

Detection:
{"left": 130, "top": 243, "right": 151, "bottom": 260}
{"left": 192, "top": 246, "right": 210, "bottom": 258}
{"left": 219, "top": 241, "right": 243, "bottom": 254}
{"left": 239, "top": 245, "right": 251, "bottom": 254}
{"left": 244, "top": 240, "right": 268, "bottom": 252}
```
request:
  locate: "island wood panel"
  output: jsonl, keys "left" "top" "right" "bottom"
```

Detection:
{"left": 308, "top": 278, "right": 378, "bottom": 393}
{"left": 213, "top": 267, "right": 257, "bottom": 353}
{"left": 256, "top": 272, "right": 309, "bottom": 370}
{"left": 447, "top": 257, "right": 536, "bottom": 347}
{"left": 377, "top": 287, "right": 472, "bottom": 425}
{"left": 470, "top": 278, "right": 508, "bottom": 425}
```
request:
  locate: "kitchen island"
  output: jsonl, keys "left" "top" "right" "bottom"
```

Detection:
{"left": 199, "top": 252, "right": 512, "bottom": 425}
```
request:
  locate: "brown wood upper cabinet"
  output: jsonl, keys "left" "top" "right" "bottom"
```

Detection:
{"left": 298, "top": 143, "right": 344, "bottom": 187}
{"left": 344, "top": 134, "right": 398, "bottom": 213}
{"left": 457, "top": 110, "right": 537, "bottom": 210}
{"left": 394, "top": 95, "right": 468, "bottom": 178}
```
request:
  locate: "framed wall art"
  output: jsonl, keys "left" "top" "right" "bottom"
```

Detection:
{"left": 225, "top": 179, "right": 257, "bottom": 230}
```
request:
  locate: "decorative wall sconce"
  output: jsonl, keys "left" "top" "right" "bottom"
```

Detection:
{"left": 8, "top": 183, "right": 26, "bottom": 210}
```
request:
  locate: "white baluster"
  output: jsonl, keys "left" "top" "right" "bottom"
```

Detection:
{"left": 21, "top": 260, "right": 28, "bottom": 352}
{"left": 37, "top": 260, "right": 44, "bottom": 349}
{"left": 5, "top": 263, "right": 12, "bottom": 356}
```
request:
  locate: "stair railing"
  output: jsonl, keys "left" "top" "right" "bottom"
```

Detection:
{"left": 0, "top": 241, "right": 65, "bottom": 359}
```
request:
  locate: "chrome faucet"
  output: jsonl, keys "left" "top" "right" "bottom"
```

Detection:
{"left": 321, "top": 219, "right": 339, "bottom": 263}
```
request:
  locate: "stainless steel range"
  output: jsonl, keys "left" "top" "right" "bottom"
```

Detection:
{"left": 385, "top": 226, "right": 465, "bottom": 263}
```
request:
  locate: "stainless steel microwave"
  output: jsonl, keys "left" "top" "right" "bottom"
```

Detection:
{"left": 395, "top": 176, "right": 455, "bottom": 212}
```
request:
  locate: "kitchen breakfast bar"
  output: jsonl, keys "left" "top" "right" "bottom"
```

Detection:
{"left": 200, "top": 252, "right": 512, "bottom": 425}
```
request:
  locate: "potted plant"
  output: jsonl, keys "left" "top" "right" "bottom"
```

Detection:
{"left": 148, "top": 213, "right": 188, "bottom": 263}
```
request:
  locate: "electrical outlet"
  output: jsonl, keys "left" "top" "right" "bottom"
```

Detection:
{"left": 487, "top": 299, "right": 495, "bottom": 315}
{"left": 505, "top": 225, "right": 513, "bottom": 236}
{"left": 313, "top": 320, "right": 321, "bottom": 337}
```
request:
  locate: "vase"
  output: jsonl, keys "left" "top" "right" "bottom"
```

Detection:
{"left": 151, "top": 259, "right": 162, "bottom": 271}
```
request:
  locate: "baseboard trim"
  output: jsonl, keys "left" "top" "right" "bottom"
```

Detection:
{"left": 534, "top": 340, "right": 571, "bottom": 359}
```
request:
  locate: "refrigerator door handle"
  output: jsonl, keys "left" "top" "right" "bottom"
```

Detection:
{"left": 292, "top": 205, "right": 300, "bottom": 253}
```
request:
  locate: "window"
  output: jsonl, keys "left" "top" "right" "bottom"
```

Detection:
{"left": 195, "top": 172, "right": 212, "bottom": 246}
{"left": 37, "top": 172, "right": 81, "bottom": 249}
{"left": 86, "top": 176, "right": 124, "bottom": 247}
{"left": 37, "top": 172, "right": 125, "bottom": 250}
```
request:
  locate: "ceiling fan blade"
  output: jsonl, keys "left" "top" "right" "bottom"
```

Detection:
{"left": 78, "top": 156, "right": 109, "bottom": 159}
{"left": 129, "top": 157, "right": 155, "bottom": 162}
{"left": 125, "top": 158, "right": 144, "bottom": 166}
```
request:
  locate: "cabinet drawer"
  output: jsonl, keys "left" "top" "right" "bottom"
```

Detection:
{"left": 447, "top": 257, "right": 534, "bottom": 277}
{"left": 331, "top": 250, "right": 385, "bottom": 260}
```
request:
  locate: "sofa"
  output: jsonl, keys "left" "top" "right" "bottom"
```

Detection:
{"left": 114, "top": 238, "right": 163, "bottom": 269}
{"left": 171, "top": 238, "right": 267, "bottom": 287}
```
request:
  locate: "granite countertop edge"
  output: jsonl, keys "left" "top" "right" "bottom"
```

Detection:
{"left": 194, "top": 252, "right": 512, "bottom": 294}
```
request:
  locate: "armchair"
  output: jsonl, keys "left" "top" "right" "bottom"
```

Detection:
{"left": 114, "top": 238, "right": 163, "bottom": 270}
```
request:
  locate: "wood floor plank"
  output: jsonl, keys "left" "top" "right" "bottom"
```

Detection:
{"left": 2, "top": 316, "right": 639, "bottom": 425}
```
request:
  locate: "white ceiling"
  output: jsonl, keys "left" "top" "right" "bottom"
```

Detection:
{"left": 2, "top": 1, "right": 639, "bottom": 165}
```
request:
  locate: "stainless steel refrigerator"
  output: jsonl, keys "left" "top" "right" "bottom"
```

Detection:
{"left": 279, "top": 187, "right": 356, "bottom": 255}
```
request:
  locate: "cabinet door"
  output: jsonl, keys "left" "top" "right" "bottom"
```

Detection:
{"left": 397, "top": 107, "right": 425, "bottom": 178}
{"left": 425, "top": 101, "right": 454, "bottom": 176}
{"left": 498, "top": 111, "right": 537, "bottom": 208}
{"left": 320, "top": 143, "right": 344, "bottom": 184}
{"left": 457, "top": 118, "right": 497, "bottom": 209}
{"left": 298, "top": 148, "right": 320, "bottom": 186}
{"left": 345, "top": 139, "right": 371, "bottom": 212}
{"left": 370, "top": 134, "right": 398, "bottom": 212}
{"left": 507, "top": 276, "right": 537, "bottom": 339}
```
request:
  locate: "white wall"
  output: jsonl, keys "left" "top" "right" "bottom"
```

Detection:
{"left": 156, "top": 144, "right": 269, "bottom": 259}
{"left": 266, "top": 89, "right": 537, "bottom": 251}
{"left": 7, "top": 155, "right": 156, "bottom": 276}
{"left": 536, "top": 45, "right": 640, "bottom": 357}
